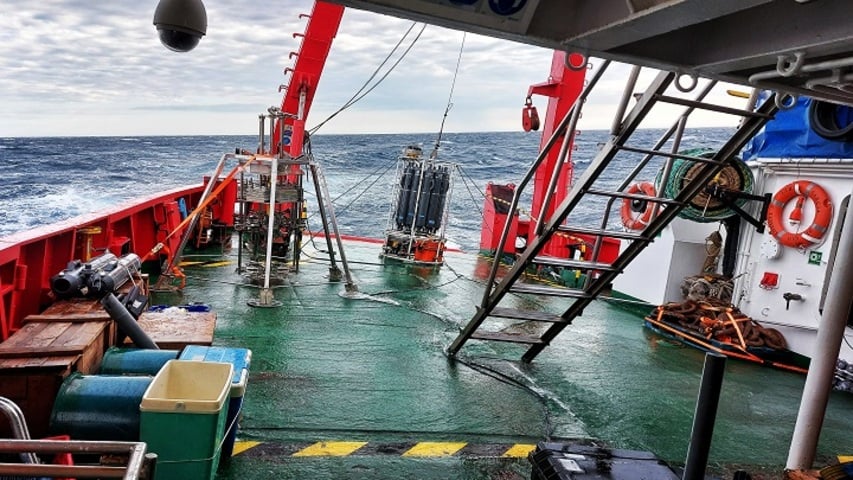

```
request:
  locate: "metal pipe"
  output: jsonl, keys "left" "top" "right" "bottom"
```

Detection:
{"left": 805, "top": 71, "right": 853, "bottom": 90}
{"left": 652, "top": 114, "right": 688, "bottom": 220}
{"left": 313, "top": 161, "right": 356, "bottom": 291}
{"left": 786, "top": 187, "right": 853, "bottom": 470}
{"left": 0, "top": 438, "right": 148, "bottom": 453}
{"left": 535, "top": 94, "right": 584, "bottom": 237}
{"left": 258, "top": 114, "right": 265, "bottom": 154}
{"left": 0, "top": 397, "right": 39, "bottom": 464}
{"left": 309, "top": 163, "right": 340, "bottom": 272}
{"left": 101, "top": 293, "right": 158, "bottom": 349}
{"left": 610, "top": 65, "right": 642, "bottom": 135}
{"left": 236, "top": 196, "right": 244, "bottom": 273}
{"left": 0, "top": 463, "right": 127, "bottom": 478}
{"left": 749, "top": 54, "right": 853, "bottom": 83}
{"left": 263, "top": 155, "right": 279, "bottom": 291}
{"left": 683, "top": 353, "right": 727, "bottom": 480}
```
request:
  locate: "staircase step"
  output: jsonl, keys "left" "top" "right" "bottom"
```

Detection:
{"left": 509, "top": 283, "right": 591, "bottom": 298}
{"left": 469, "top": 331, "right": 545, "bottom": 345}
{"left": 557, "top": 225, "right": 651, "bottom": 241}
{"left": 653, "top": 95, "right": 773, "bottom": 118}
{"left": 489, "top": 307, "right": 566, "bottom": 323}
{"left": 617, "top": 145, "right": 725, "bottom": 164}
{"left": 531, "top": 256, "right": 618, "bottom": 272}
{"left": 584, "top": 188, "right": 682, "bottom": 205}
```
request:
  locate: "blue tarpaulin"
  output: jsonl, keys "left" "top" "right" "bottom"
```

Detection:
{"left": 742, "top": 94, "right": 853, "bottom": 159}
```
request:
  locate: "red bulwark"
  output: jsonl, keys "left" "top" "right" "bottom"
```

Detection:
{"left": 0, "top": 184, "right": 237, "bottom": 339}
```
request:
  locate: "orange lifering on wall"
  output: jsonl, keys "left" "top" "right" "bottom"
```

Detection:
{"left": 766, "top": 180, "right": 833, "bottom": 248}
{"left": 621, "top": 182, "right": 657, "bottom": 230}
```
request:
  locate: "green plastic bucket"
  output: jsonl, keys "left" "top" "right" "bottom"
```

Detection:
{"left": 178, "top": 345, "right": 252, "bottom": 464}
{"left": 50, "top": 373, "right": 153, "bottom": 441}
{"left": 140, "top": 360, "right": 233, "bottom": 480}
{"left": 100, "top": 347, "right": 180, "bottom": 375}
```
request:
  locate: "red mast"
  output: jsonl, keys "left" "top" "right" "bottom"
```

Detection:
{"left": 527, "top": 52, "right": 586, "bottom": 228}
{"left": 479, "top": 51, "right": 586, "bottom": 258}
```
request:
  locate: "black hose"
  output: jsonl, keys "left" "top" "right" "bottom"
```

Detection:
{"left": 808, "top": 100, "right": 853, "bottom": 141}
{"left": 101, "top": 293, "right": 158, "bottom": 349}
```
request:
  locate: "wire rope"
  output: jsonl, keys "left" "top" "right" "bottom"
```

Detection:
{"left": 429, "top": 32, "right": 466, "bottom": 160}
{"left": 309, "top": 23, "right": 427, "bottom": 134}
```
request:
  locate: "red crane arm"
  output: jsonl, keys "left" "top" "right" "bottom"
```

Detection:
{"left": 272, "top": 1, "right": 345, "bottom": 157}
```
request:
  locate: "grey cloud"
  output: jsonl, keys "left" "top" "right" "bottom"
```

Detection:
{"left": 0, "top": 0, "right": 604, "bottom": 136}
{"left": 131, "top": 103, "right": 261, "bottom": 112}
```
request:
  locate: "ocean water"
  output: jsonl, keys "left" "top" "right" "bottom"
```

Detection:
{"left": 0, "top": 129, "right": 735, "bottom": 249}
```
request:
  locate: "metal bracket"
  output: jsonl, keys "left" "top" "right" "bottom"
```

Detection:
{"left": 704, "top": 185, "right": 771, "bottom": 233}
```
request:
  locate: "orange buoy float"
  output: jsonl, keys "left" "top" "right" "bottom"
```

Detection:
{"left": 766, "top": 180, "right": 833, "bottom": 248}
{"left": 621, "top": 182, "right": 657, "bottom": 230}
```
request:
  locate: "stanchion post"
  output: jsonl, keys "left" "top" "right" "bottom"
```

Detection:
{"left": 683, "top": 352, "right": 726, "bottom": 480}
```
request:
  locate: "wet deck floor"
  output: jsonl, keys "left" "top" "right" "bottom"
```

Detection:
{"left": 165, "top": 238, "right": 852, "bottom": 479}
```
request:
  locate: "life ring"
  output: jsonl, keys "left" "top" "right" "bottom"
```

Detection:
{"left": 767, "top": 180, "right": 833, "bottom": 248}
{"left": 621, "top": 182, "right": 657, "bottom": 230}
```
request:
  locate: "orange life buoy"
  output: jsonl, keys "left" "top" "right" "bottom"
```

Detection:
{"left": 621, "top": 182, "right": 657, "bottom": 230}
{"left": 766, "top": 180, "right": 833, "bottom": 248}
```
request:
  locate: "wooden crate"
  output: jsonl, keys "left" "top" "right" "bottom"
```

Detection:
{"left": 124, "top": 309, "right": 216, "bottom": 350}
{"left": 0, "top": 321, "right": 109, "bottom": 438}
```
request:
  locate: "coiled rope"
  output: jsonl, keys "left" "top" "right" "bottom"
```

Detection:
{"left": 656, "top": 148, "right": 754, "bottom": 222}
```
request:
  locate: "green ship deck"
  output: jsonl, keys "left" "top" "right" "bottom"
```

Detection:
{"left": 165, "top": 236, "right": 852, "bottom": 479}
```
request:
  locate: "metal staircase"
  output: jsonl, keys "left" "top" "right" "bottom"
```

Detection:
{"left": 448, "top": 68, "right": 781, "bottom": 363}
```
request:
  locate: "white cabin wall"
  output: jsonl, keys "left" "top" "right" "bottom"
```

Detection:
{"left": 733, "top": 160, "right": 853, "bottom": 362}
{"left": 613, "top": 218, "right": 720, "bottom": 304}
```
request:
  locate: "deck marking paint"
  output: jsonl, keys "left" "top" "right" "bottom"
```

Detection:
{"left": 236, "top": 440, "right": 541, "bottom": 458}
{"left": 202, "top": 260, "right": 233, "bottom": 268}
{"left": 232, "top": 441, "right": 262, "bottom": 456}
{"left": 403, "top": 442, "right": 467, "bottom": 457}
{"left": 502, "top": 444, "right": 536, "bottom": 457}
{"left": 293, "top": 441, "right": 368, "bottom": 456}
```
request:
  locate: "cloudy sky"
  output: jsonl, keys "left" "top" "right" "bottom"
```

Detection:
{"left": 0, "top": 1, "right": 745, "bottom": 137}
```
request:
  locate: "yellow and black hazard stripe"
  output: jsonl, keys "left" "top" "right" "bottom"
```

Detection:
{"left": 233, "top": 440, "right": 536, "bottom": 458}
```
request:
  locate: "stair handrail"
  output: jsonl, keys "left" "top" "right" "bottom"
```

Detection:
{"left": 521, "top": 92, "right": 780, "bottom": 362}
{"left": 0, "top": 396, "right": 38, "bottom": 464}
{"left": 480, "top": 59, "right": 612, "bottom": 307}
{"left": 0, "top": 438, "right": 154, "bottom": 479}
{"left": 586, "top": 79, "right": 719, "bottom": 270}
{"left": 533, "top": 87, "right": 585, "bottom": 238}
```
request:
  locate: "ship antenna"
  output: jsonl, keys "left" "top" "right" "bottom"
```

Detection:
{"left": 430, "top": 32, "right": 466, "bottom": 161}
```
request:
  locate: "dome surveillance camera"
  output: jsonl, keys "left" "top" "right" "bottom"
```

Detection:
{"left": 153, "top": 0, "right": 207, "bottom": 52}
